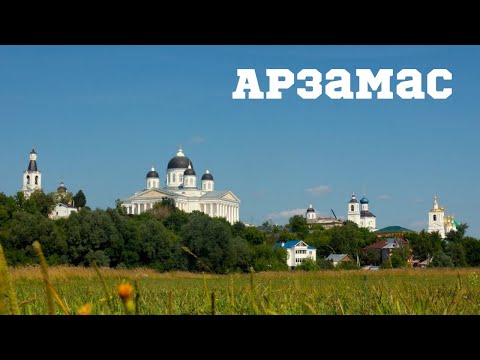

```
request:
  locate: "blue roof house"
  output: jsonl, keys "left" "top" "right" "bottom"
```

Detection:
{"left": 273, "top": 240, "right": 317, "bottom": 270}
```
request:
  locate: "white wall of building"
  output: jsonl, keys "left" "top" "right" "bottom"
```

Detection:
{"left": 280, "top": 241, "right": 316, "bottom": 268}
{"left": 49, "top": 204, "right": 78, "bottom": 220}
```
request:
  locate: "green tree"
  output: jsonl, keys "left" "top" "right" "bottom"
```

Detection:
{"left": 138, "top": 218, "right": 178, "bottom": 271}
{"left": 361, "top": 250, "right": 381, "bottom": 266}
{"left": 432, "top": 250, "right": 454, "bottom": 268}
{"left": 115, "top": 199, "right": 127, "bottom": 215}
{"left": 278, "top": 229, "right": 298, "bottom": 243}
{"left": 181, "top": 213, "right": 236, "bottom": 273}
{"left": 0, "top": 193, "right": 18, "bottom": 223}
{"left": 463, "top": 237, "right": 480, "bottom": 266}
{"left": 27, "top": 190, "right": 55, "bottom": 217}
{"left": 329, "top": 221, "right": 376, "bottom": 258}
{"left": 250, "top": 244, "right": 288, "bottom": 272}
{"left": 446, "top": 223, "right": 468, "bottom": 243}
{"left": 231, "top": 221, "right": 247, "bottom": 238}
{"left": 231, "top": 236, "right": 251, "bottom": 272}
{"left": 163, "top": 209, "right": 190, "bottom": 233}
{"left": 73, "top": 190, "right": 87, "bottom": 208}
{"left": 244, "top": 226, "right": 266, "bottom": 245}
{"left": 8, "top": 212, "right": 67, "bottom": 265}
{"left": 287, "top": 215, "right": 309, "bottom": 239}
{"left": 305, "top": 227, "right": 332, "bottom": 258}
{"left": 317, "top": 258, "right": 334, "bottom": 270}
{"left": 406, "top": 230, "right": 443, "bottom": 261}
{"left": 446, "top": 242, "right": 467, "bottom": 267}
{"left": 64, "top": 209, "right": 120, "bottom": 266}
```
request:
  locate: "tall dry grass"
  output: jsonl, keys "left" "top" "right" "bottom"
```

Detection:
{"left": 2, "top": 244, "right": 480, "bottom": 315}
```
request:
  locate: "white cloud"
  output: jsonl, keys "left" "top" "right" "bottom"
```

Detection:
{"left": 191, "top": 136, "right": 206, "bottom": 144}
{"left": 305, "top": 185, "right": 331, "bottom": 196}
{"left": 267, "top": 208, "right": 305, "bottom": 220}
{"left": 378, "top": 194, "right": 392, "bottom": 200}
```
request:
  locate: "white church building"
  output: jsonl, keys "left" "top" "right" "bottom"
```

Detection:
{"left": 305, "top": 204, "right": 342, "bottom": 229}
{"left": 21, "top": 148, "right": 79, "bottom": 219}
{"left": 120, "top": 146, "right": 241, "bottom": 224}
{"left": 347, "top": 193, "right": 377, "bottom": 231}
{"left": 428, "top": 195, "right": 457, "bottom": 238}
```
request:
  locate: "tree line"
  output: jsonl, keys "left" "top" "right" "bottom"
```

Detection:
{"left": 1, "top": 191, "right": 479, "bottom": 273}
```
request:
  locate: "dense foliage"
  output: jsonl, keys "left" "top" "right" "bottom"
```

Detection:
{"left": 1, "top": 190, "right": 480, "bottom": 273}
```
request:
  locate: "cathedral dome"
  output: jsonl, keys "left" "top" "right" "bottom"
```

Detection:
{"left": 167, "top": 146, "right": 193, "bottom": 169}
{"left": 306, "top": 204, "right": 315, "bottom": 213}
{"left": 184, "top": 167, "right": 196, "bottom": 176}
{"left": 146, "top": 167, "right": 159, "bottom": 178}
{"left": 57, "top": 182, "right": 67, "bottom": 193}
{"left": 360, "top": 196, "right": 369, "bottom": 204}
{"left": 201, "top": 170, "right": 214, "bottom": 181}
{"left": 349, "top": 193, "right": 358, "bottom": 203}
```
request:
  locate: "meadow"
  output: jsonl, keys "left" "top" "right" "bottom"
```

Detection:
{"left": 4, "top": 265, "right": 480, "bottom": 315}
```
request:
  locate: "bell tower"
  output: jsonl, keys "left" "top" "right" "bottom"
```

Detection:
{"left": 428, "top": 195, "right": 445, "bottom": 238}
{"left": 347, "top": 192, "right": 360, "bottom": 225}
{"left": 22, "top": 147, "right": 42, "bottom": 198}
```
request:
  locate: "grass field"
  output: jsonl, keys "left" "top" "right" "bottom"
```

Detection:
{"left": 3, "top": 266, "right": 480, "bottom": 315}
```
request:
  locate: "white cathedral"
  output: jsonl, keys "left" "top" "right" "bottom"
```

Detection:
{"left": 427, "top": 195, "right": 457, "bottom": 238}
{"left": 347, "top": 193, "right": 377, "bottom": 231}
{"left": 120, "top": 146, "right": 241, "bottom": 224}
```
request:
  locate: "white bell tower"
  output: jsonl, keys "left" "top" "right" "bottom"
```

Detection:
{"left": 428, "top": 195, "right": 445, "bottom": 238}
{"left": 22, "top": 147, "right": 42, "bottom": 198}
{"left": 347, "top": 192, "right": 360, "bottom": 225}
{"left": 306, "top": 204, "right": 316, "bottom": 220}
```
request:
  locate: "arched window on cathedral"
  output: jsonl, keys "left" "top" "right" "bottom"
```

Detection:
{"left": 35, "top": 176, "right": 38, "bottom": 185}
{"left": 26, "top": 175, "right": 30, "bottom": 185}
{"left": 173, "top": 173, "right": 176, "bottom": 183}
{"left": 433, "top": 215, "right": 437, "bottom": 221}
{"left": 351, "top": 205, "right": 354, "bottom": 211}
{"left": 180, "top": 175, "right": 183, "bottom": 183}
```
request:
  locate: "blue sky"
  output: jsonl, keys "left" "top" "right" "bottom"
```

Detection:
{"left": 0, "top": 45, "right": 479, "bottom": 236}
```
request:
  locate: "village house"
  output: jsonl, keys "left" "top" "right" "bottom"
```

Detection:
{"left": 273, "top": 240, "right": 316, "bottom": 269}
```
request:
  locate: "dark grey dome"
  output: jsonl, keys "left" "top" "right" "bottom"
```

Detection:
{"left": 184, "top": 167, "right": 196, "bottom": 176}
{"left": 28, "top": 160, "right": 37, "bottom": 171}
{"left": 167, "top": 147, "right": 193, "bottom": 169}
{"left": 146, "top": 169, "right": 159, "bottom": 178}
{"left": 349, "top": 193, "right": 358, "bottom": 203}
{"left": 201, "top": 171, "right": 214, "bottom": 181}
{"left": 167, "top": 156, "right": 192, "bottom": 169}
{"left": 306, "top": 206, "right": 315, "bottom": 213}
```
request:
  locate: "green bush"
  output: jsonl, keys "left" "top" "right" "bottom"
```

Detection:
{"left": 296, "top": 258, "right": 319, "bottom": 271}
